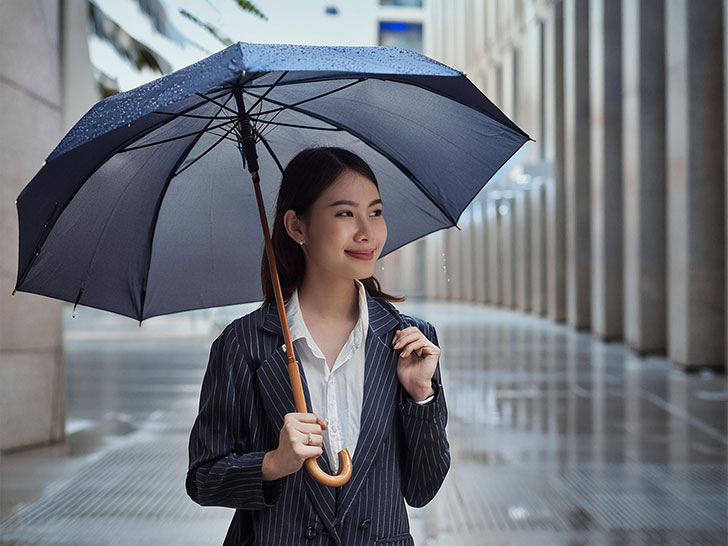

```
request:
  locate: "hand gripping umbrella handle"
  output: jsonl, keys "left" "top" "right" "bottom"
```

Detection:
{"left": 288, "top": 355, "right": 353, "bottom": 487}
{"left": 247, "top": 165, "right": 353, "bottom": 487}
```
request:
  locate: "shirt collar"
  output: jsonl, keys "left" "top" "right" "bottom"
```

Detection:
{"left": 285, "top": 279, "right": 369, "bottom": 351}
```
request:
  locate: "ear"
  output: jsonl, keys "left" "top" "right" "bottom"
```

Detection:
{"left": 283, "top": 209, "right": 306, "bottom": 243}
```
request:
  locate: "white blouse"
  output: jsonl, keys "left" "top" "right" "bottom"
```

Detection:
{"left": 284, "top": 279, "right": 434, "bottom": 473}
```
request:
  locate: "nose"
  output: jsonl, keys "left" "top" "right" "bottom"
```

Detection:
{"left": 355, "top": 214, "right": 374, "bottom": 241}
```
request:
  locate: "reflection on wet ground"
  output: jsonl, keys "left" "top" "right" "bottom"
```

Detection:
{"left": 1, "top": 300, "right": 726, "bottom": 545}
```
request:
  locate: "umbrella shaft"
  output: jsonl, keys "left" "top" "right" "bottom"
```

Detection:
{"left": 233, "top": 86, "right": 259, "bottom": 172}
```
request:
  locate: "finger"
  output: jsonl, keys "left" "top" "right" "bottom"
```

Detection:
{"left": 300, "top": 431, "right": 323, "bottom": 446}
{"left": 299, "top": 445, "right": 324, "bottom": 459}
{"left": 400, "top": 339, "right": 437, "bottom": 358}
{"left": 392, "top": 330, "right": 425, "bottom": 348}
{"left": 287, "top": 413, "right": 323, "bottom": 424}
{"left": 296, "top": 422, "right": 326, "bottom": 434}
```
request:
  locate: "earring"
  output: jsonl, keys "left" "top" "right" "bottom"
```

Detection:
{"left": 299, "top": 240, "right": 304, "bottom": 246}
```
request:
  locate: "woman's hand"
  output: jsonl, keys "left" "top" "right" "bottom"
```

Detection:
{"left": 393, "top": 326, "right": 440, "bottom": 402}
{"left": 263, "top": 413, "right": 327, "bottom": 481}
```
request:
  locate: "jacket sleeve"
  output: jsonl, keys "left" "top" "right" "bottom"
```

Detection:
{"left": 185, "top": 323, "right": 283, "bottom": 510}
{"left": 398, "top": 321, "right": 451, "bottom": 507}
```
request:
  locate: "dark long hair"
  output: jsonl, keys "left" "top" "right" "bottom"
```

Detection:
{"left": 260, "top": 146, "right": 405, "bottom": 306}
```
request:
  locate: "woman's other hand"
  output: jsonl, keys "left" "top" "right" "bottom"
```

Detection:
{"left": 262, "top": 413, "right": 326, "bottom": 480}
{"left": 393, "top": 327, "right": 440, "bottom": 402}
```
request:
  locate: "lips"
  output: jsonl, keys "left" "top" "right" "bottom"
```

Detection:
{"left": 345, "top": 249, "right": 375, "bottom": 260}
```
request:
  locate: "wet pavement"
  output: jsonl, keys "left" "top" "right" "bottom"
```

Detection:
{"left": 1, "top": 300, "right": 726, "bottom": 545}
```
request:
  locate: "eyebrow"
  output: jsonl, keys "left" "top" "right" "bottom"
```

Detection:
{"left": 328, "top": 198, "right": 383, "bottom": 207}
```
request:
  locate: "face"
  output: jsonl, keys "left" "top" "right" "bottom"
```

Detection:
{"left": 285, "top": 169, "right": 387, "bottom": 282}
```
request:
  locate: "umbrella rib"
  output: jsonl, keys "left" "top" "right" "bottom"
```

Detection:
{"left": 139, "top": 93, "right": 236, "bottom": 321}
{"left": 246, "top": 78, "right": 365, "bottom": 117}
{"left": 243, "top": 79, "right": 363, "bottom": 142}
{"left": 246, "top": 73, "right": 529, "bottom": 140}
{"left": 207, "top": 130, "right": 240, "bottom": 144}
{"left": 243, "top": 73, "right": 364, "bottom": 88}
{"left": 120, "top": 119, "right": 235, "bottom": 152}
{"left": 151, "top": 111, "right": 238, "bottom": 121}
{"left": 249, "top": 119, "right": 343, "bottom": 131}
{"left": 245, "top": 70, "right": 289, "bottom": 115}
{"left": 251, "top": 125, "right": 284, "bottom": 174}
{"left": 173, "top": 121, "right": 239, "bottom": 177}
{"left": 243, "top": 89, "right": 458, "bottom": 225}
{"left": 19, "top": 90, "right": 237, "bottom": 288}
{"left": 195, "top": 91, "right": 239, "bottom": 116}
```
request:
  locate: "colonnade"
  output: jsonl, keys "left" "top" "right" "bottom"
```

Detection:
{"left": 381, "top": 0, "right": 726, "bottom": 370}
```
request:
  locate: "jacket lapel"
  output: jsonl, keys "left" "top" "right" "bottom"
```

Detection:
{"left": 256, "top": 288, "right": 401, "bottom": 528}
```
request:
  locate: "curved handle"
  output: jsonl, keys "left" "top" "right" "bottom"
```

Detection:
{"left": 287, "top": 360, "right": 353, "bottom": 486}
{"left": 247, "top": 167, "right": 353, "bottom": 487}
{"left": 304, "top": 447, "right": 352, "bottom": 486}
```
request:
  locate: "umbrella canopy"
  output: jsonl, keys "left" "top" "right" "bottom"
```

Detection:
{"left": 14, "top": 41, "right": 529, "bottom": 322}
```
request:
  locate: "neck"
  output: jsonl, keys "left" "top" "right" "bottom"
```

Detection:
{"left": 298, "top": 274, "right": 359, "bottom": 323}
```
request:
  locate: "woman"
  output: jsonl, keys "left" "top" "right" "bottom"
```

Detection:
{"left": 186, "top": 147, "right": 450, "bottom": 546}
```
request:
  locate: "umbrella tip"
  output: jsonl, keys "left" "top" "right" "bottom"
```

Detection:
{"left": 11, "top": 288, "right": 16, "bottom": 295}
{"left": 529, "top": 137, "right": 537, "bottom": 143}
{"left": 455, "top": 224, "right": 462, "bottom": 231}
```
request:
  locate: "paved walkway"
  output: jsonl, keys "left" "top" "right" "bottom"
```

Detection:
{"left": 1, "top": 300, "right": 726, "bottom": 545}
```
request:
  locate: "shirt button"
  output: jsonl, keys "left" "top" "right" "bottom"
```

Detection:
{"left": 359, "top": 519, "right": 372, "bottom": 529}
{"left": 305, "top": 526, "right": 317, "bottom": 538}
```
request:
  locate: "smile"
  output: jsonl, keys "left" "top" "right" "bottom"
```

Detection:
{"left": 345, "top": 249, "right": 375, "bottom": 260}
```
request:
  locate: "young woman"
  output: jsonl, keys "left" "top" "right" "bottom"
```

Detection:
{"left": 186, "top": 146, "right": 450, "bottom": 546}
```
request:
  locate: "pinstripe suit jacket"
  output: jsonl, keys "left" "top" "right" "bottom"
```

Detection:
{"left": 185, "top": 288, "right": 450, "bottom": 546}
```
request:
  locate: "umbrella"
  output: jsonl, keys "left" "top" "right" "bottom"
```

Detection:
{"left": 13, "top": 41, "right": 531, "bottom": 486}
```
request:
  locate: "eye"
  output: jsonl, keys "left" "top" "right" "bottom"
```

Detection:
{"left": 336, "top": 211, "right": 353, "bottom": 217}
{"left": 371, "top": 209, "right": 383, "bottom": 216}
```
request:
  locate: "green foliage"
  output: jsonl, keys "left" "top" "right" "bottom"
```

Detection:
{"left": 179, "top": 1, "right": 267, "bottom": 48}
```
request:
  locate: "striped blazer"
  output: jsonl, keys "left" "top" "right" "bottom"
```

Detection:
{"left": 185, "top": 287, "right": 450, "bottom": 546}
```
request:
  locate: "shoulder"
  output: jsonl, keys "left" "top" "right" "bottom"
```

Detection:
{"left": 210, "top": 304, "right": 270, "bottom": 358}
{"left": 371, "top": 295, "right": 438, "bottom": 344}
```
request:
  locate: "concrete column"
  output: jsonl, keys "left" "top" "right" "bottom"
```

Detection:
{"left": 666, "top": 0, "right": 725, "bottom": 368}
{"left": 501, "top": 195, "right": 517, "bottom": 308}
{"left": 590, "top": 0, "right": 623, "bottom": 340}
{"left": 461, "top": 208, "right": 475, "bottom": 301}
{"left": 395, "top": 241, "right": 424, "bottom": 297}
{"left": 1, "top": 0, "right": 65, "bottom": 451}
{"left": 473, "top": 197, "right": 489, "bottom": 303}
{"left": 622, "top": 0, "right": 667, "bottom": 353}
{"left": 424, "top": 233, "right": 438, "bottom": 299}
{"left": 564, "top": 0, "right": 591, "bottom": 329}
{"left": 471, "top": 0, "right": 486, "bottom": 62}
{"left": 435, "top": 230, "right": 448, "bottom": 300}
{"left": 446, "top": 225, "right": 461, "bottom": 300}
{"left": 455, "top": 0, "right": 467, "bottom": 70}
{"left": 514, "top": 188, "right": 532, "bottom": 311}
{"left": 502, "top": 47, "right": 516, "bottom": 120}
{"left": 378, "top": 251, "right": 397, "bottom": 293}
{"left": 531, "top": 179, "right": 548, "bottom": 315}
{"left": 487, "top": 197, "right": 502, "bottom": 304}
{"left": 544, "top": 1, "right": 567, "bottom": 321}
{"left": 725, "top": 0, "right": 728, "bottom": 367}
{"left": 521, "top": 4, "right": 544, "bottom": 164}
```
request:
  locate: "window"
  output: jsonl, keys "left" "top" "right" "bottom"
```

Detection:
{"left": 380, "top": 0, "right": 423, "bottom": 6}
{"left": 378, "top": 21, "right": 423, "bottom": 53}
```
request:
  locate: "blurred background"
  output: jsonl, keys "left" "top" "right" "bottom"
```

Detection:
{"left": 1, "top": 1, "right": 727, "bottom": 545}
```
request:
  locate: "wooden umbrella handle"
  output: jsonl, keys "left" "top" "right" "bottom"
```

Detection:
{"left": 250, "top": 170, "right": 353, "bottom": 487}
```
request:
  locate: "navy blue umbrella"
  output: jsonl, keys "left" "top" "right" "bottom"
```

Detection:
{"left": 14, "top": 41, "right": 530, "bottom": 485}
